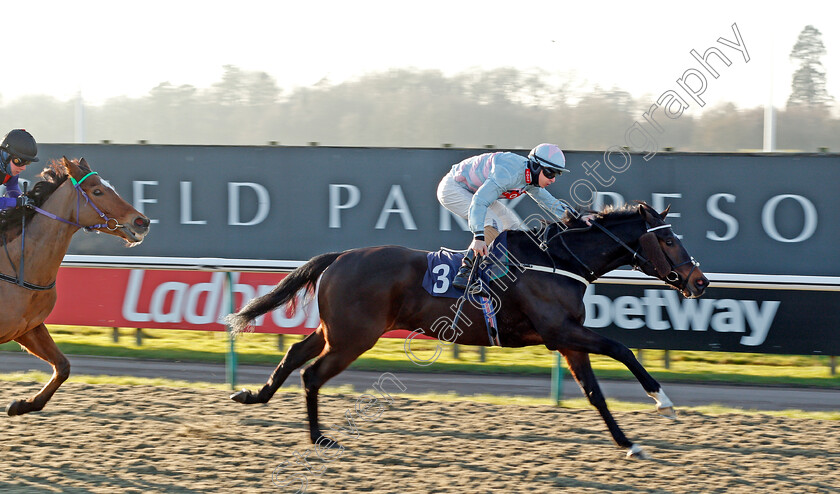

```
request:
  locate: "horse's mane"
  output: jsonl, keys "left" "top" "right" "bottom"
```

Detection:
{"left": 0, "top": 159, "right": 82, "bottom": 241}
{"left": 531, "top": 202, "right": 647, "bottom": 233}
{"left": 592, "top": 203, "right": 646, "bottom": 222}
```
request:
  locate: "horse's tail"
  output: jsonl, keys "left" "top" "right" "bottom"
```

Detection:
{"left": 225, "top": 251, "right": 343, "bottom": 337}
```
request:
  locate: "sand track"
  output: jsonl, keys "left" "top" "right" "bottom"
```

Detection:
{"left": 0, "top": 381, "right": 838, "bottom": 493}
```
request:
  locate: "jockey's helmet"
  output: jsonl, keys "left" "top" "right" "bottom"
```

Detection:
{"left": 0, "top": 129, "right": 39, "bottom": 162}
{"left": 528, "top": 143, "right": 567, "bottom": 175}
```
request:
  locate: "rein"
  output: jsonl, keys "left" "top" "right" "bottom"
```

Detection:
{"left": 590, "top": 221, "right": 653, "bottom": 267}
{"left": 532, "top": 215, "right": 700, "bottom": 292}
{"left": 0, "top": 171, "right": 118, "bottom": 291}
{"left": 590, "top": 220, "right": 700, "bottom": 291}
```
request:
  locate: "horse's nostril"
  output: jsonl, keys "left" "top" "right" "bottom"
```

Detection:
{"left": 134, "top": 217, "right": 149, "bottom": 229}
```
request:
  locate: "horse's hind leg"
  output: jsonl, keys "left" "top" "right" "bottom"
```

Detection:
{"left": 7, "top": 324, "right": 70, "bottom": 416}
{"left": 301, "top": 347, "right": 368, "bottom": 446}
{"left": 560, "top": 349, "right": 648, "bottom": 459}
{"left": 231, "top": 328, "right": 326, "bottom": 405}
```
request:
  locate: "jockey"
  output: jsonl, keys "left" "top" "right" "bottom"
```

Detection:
{"left": 0, "top": 129, "right": 38, "bottom": 210}
{"left": 437, "top": 143, "right": 588, "bottom": 291}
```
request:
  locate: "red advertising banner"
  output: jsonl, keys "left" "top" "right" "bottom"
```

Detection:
{"left": 46, "top": 267, "right": 415, "bottom": 338}
{"left": 47, "top": 268, "right": 315, "bottom": 333}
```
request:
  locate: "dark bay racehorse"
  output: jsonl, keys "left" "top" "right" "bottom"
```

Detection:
{"left": 226, "top": 202, "right": 708, "bottom": 459}
{"left": 0, "top": 157, "right": 150, "bottom": 415}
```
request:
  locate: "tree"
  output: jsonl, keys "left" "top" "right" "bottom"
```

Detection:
{"left": 787, "top": 25, "right": 833, "bottom": 109}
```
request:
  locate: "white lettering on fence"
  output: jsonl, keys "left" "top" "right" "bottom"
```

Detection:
{"left": 584, "top": 286, "right": 779, "bottom": 346}
{"left": 121, "top": 271, "right": 319, "bottom": 328}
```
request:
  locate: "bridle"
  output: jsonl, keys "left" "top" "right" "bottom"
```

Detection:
{"left": 1, "top": 171, "right": 122, "bottom": 291}
{"left": 30, "top": 172, "right": 123, "bottom": 232}
{"left": 593, "top": 221, "right": 701, "bottom": 292}
{"left": 536, "top": 216, "right": 700, "bottom": 292}
{"left": 640, "top": 224, "right": 701, "bottom": 286}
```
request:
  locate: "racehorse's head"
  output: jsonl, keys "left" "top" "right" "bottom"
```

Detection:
{"left": 60, "top": 157, "right": 150, "bottom": 245}
{"left": 635, "top": 202, "right": 708, "bottom": 298}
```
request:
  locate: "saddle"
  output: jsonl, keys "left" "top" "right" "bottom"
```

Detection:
{"left": 422, "top": 231, "right": 513, "bottom": 299}
{"left": 421, "top": 232, "right": 513, "bottom": 347}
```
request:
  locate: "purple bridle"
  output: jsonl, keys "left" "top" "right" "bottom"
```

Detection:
{"left": 31, "top": 171, "right": 122, "bottom": 232}
{"left": 5, "top": 171, "right": 123, "bottom": 291}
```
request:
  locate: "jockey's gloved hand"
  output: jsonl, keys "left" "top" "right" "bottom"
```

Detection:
{"left": 15, "top": 195, "right": 33, "bottom": 209}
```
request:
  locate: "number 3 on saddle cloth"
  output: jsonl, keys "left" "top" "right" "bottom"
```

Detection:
{"left": 421, "top": 231, "right": 513, "bottom": 346}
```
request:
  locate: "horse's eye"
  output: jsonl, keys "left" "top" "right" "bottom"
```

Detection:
{"left": 93, "top": 189, "right": 103, "bottom": 196}
{"left": 665, "top": 239, "right": 674, "bottom": 246}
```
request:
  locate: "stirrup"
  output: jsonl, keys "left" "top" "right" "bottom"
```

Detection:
{"left": 464, "top": 282, "right": 488, "bottom": 297}
{"left": 454, "top": 272, "right": 488, "bottom": 297}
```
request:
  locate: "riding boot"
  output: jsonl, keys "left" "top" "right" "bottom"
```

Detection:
{"left": 452, "top": 250, "right": 476, "bottom": 290}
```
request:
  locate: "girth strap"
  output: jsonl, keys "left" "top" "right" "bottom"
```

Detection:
{"left": 479, "top": 296, "right": 501, "bottom": 346}
{"left": 0, "top": 271, "right": 56, "bottom": 291}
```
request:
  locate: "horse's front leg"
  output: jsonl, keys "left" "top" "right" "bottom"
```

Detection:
{"left": 593, "top": 336, "right": 676, "bottom": 419}
{"left": 7, "top": 323, "right": 70, "bottom": 416}
{"left": 554, "top": 322, "right": 676, "bottom": 419}
{"left": 560, "top": 349, "right": 649, "bottom": 459}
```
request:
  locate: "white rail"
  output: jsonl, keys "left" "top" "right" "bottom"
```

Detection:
{"left": 61, "top": 255, "right": 840, "bottom": 290}
{"left": 61, "top": 255, "right": 304, "bottom": 272}
{"left": 598, "top": 269, "right": 840, "bottom": 291}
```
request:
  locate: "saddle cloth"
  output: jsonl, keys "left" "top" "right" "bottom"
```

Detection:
{"left": 421, "top": 231, "right": 512, "bottom": 299}
{"left": 421, "top": 232, "right": 513, "bottom": 347}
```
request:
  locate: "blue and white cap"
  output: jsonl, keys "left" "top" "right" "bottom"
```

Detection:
{"left": 528, "top": 143, "right": 568, "bottom": 174}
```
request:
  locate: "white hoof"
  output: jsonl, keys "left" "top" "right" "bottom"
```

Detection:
{"left": 626, "top": 443, "right": 650, "bottom": 460}
{"left": 648, "top": 389, "right": 677, "bottom": 419}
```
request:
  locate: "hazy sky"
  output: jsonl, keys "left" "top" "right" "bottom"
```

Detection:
{"left": 6, "top": 1, "right": 840, "bottom": 111}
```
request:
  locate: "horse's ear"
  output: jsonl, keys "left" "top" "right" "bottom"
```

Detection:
{"left": 661, "top": 204, "right": 671, "bottom": 219}
{"left": 79, "top": 157, "right": 88, "bottom": 168}
{"left": 61, "top": 156, "right": 81, "bottom": 178}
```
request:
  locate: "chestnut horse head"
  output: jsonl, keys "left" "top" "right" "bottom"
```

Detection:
{"left": 0, "top": 156, "right": 150, "bottom": 417}
{"left": 36, "top": 156, "right": 150, "bottom": 243}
